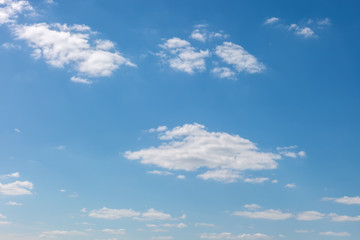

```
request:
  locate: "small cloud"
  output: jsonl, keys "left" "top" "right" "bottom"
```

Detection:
{"left": 70, "top": 76, "right": 92, "bottom": 85}
{"left": 1, "top": 42, "right": 21, "bottom": 50}
{"left": 194, "top": 223, "right": 215, "bottom": 227}
{"left": 69, "top": 192, "right": 79, "bottom": 198}
{"left": 0, "top": 180, "right": 33, "bottom": 196}
{"left": 298, "top": 151, "right": 306, "bottom": 157}
{"left": 81, "top": 208, "right": 87, "bottom": 213}
{"left": 271, "top": 179, "right": 278, "bottom": 184}
{"left": 323, "top": 196, "right": 360, "bottom": 205}
{"left": 289, "top": 24, "right": 315, "bottom": 38}
{"left": 233, "top": 209, "right": 293, "bottom": 220}
{"left": 244, "top": 204, "right": 262, "bottom": 210}
{"left": 59, "top": 189, "right": 66, "bottom": 192}
{"left": 264, "top": 17, "right": 280, "bottom": 25}
{"left": 14, "top": 128, "right": 20, "bottom": 133}
{"left": 3, "top": 172, "right": 20, "bottom": 178}
{"left": 284, "top": 183, "right": 296, "bottom": 189}
{"left": 317, "top": 18, "right": 331, "bottom": 26}
{"left": 296, "top": 211, "right": 325, "bottom": 221}
{"left": 56, "top": 145, "right": 66, "bottom": 150}
{"left": 319, "top": 232, "right": 351, "bottom": 237}
{"left": 244, "top": 177, "right": 269, "bottom": 184}
{"left": 211, "top": 67, "right": 236, "bottom": 80}
{"left": 147, "top": 170, "right": 173, "bottom": 176}
{"left": 6, "top": 201, "right": 22, "bottom": 206}
{"left": 177, "top": 175, "right": 186, "bottom": 179}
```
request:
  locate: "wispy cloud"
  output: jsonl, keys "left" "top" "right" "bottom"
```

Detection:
{"left": 200, "top": 232, "right": 271, "bottom": 239}
{"left": 233, "top": 209, "right": 293, "bottom": 220}
{"left": 323, "top": 196, "right": 360, "bottom": 205}
{"left": 0, "top": 180, "right": 33, "bottom": 195}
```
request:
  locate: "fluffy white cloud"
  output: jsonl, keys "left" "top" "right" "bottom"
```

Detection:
{"left": 147, "top": 223, "right": 187, "bottom": 229}
{"left": 102, "top": 228, "right": 126, "bottom": 235}
{"left": 39, "top": 230, "right": 88, "bottom": 238}
{"left": 2, "top": 172, "right": 19, "bottom": 178}
{"left": 177, "top": 175, "right": 186, "bottom": 179}
{"left": 288, "top": 24, "right": 315, "bottom": 38}
{"left": 244, "top": 177, "right": 269, "bottom": 184}
{"left": 0, "top": 180, "right": 33, "bottom": 195}
{"left": 319, "top": 232, "right": 351, "bottom": 237}
{"left": 264, "top": 17, "right": 279, "bottom": 25}
{"left": 135, "top": 208, "right": 172, "bottom": 221}
{"left": 329, "top": 213, "right": 360, "bottom": 222}
{"left": 200, "top": 232, "right": 271, "bottom": 239}
{"left": 195, "top": 223, "right": 216, "bottom": 227}
{"left": 0, "top": 0, "right": 33, "bottom": 25}
{"left": 284, "top": 183, "right": 296, "bottom": 189}
{"left": 296, "top": 211, "right": 325, "bottom": 221}
{"left": 323, "top": 196, "right": 360, "bottom": 205}
{"left": 70, "top": 76, "right": 92, "bottom": 85}
{"left": 6, "top": 201, "right": 22, "bottom": 206}
{"left": 89, "top": 207, "right": 140, "bottom": 220}
{"left": 147, "top": 170, "right": 173, "bottom": 176}
{"left": 211, "top": 67, "right": 236, "bottom": 79}
{"left": 197, "top": 170, "right": 241, "bottom": 183}
{"left": 233, "top": 209, "right": 293, "bottom": 220}
{"left": 191, "top": 28, "right": 207, "bottom": 42}
{"left": 243, "top": 204, "right": 261, "bottom": 210}
{"left": 125, "top": 123, "right": 283, "bottom": 182}
{"left": 150, "top": 236, "right": 174, "bottom": 240}
{"left": 12, "top": 23, "right": 135, "bottom": 83}
{"left": 215, "top": 42, "right": 265, "bottom": 74}
{"left": 158, "top": 37, "right": 209, "bottom": 74}
{"left": 190, "top": 25, "right": 226, "bottom": 42}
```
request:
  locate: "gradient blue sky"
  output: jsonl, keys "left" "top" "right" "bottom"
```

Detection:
{"left": 1, "top": 0, "right": 360, "bottom": 239}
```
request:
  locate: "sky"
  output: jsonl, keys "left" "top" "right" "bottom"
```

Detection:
{"left": 0, "top": 0, "right": 360, "bottom": 239}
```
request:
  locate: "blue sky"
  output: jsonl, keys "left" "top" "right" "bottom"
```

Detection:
{"left": 1, "top": 0, "right": 360, "bottom": 239}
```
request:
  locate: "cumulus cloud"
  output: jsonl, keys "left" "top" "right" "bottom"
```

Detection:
{"left": 39, "top": 230, "right": 88, "bottom": 238}
{"left": 244, "top": 177, "right": 269, "bottom": 184}
{"left": 134, "top": 208, "right": 172, "bottom": 221}
{"left": 296, "top": 211, "right": 325, "bottom": 221}
{"left": 70, "top": 76, "right": 92, "bottom": 85}
{"left": 264, "top": 17, "right": 279, "bottom": 25}
{"left": 200, "top": 232, "right": 271, "bottom": 239}
{"left": 0, "top": 180, "right": 33, "bottom": 195}
{"left": 190, "top": 24, "right": 226, "bottom": 42}
{"left": 215, "top": 42, "right": 265, "bottom": 74}
{"left": 211, "top": 67, "right": 236, "bottom": 79}
{"left": 2, "top": 172, "right": 19, "bottom": 178}
{"left": 0, "top": 0, "right": 33, "bottom": 25}
{"left": 102, "top": 228, "right": 126, "bottom": 235}
{"left": 89, "top": 207, "right": 140, "bottom": 220}
{"left": 329, "top": 213, "right": 360, "bottom": 222}
{"left": 147, "top": 170, "right": 174, "bottom": 176}
{"left": 323, "top": 196, "right": 360, "bottom": 205}
{"left": 125, "top": 123, "right": 285, "bottom": 183}
{"left": 147, "top": 223, "right": 187, "bottom": 229}
{"left": 197, "top": 170, "right": 242, "bottom": 183}
{"left": 6, "top": 201, "right": 22, "bottom": 206}
{"left": 232, "top": 209, "right": 293, "bottom": 220}
{"left": 319, "top": 232, "right": 351, "bottom": 237}
{"left": 243, "top": 204, "right": 261, "bottom": 210}
{"left": 158, "top": 37, "right": 209, "bottom": 74}
{"left": 288, "top": 24, "right": 315, "bottom": 38}
{"left": 12, "top": 23, "right": 135, "bottom": 83}
{"left": 284, "top": 183, "right": 296, "bottom": 189}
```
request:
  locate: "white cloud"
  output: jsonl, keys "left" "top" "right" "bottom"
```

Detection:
{"left": 158, "top": 37, "right": 209, "bottom": 74}
{"left": 149, "top": 126, "right": 168, "bottom": 133}
{"left": 195, "top": 223, "right": 216, "bottom": 227}
{"left": 284, "top": 183, "right": 296, "bottom": 189}
{"left": 102, "top": 228, "right": 126, "bottom": 235}
{"left": 0, "top": 220, "right": 11, "bottom": 225}
{"left": 319, "top": 232, "right": 351, "bottom": 237}
{"left": 244, "top": 177, "right": 269, "bottom": 184}
{"left": 295, "top": 230, "right": 313, "bottom": 233}
{"left": 0, "top": 0, "right": 33, "bottom": 25}
{"left": 200, "top": 232, "right": 271, "bottom": 239}
{"left": 197, "top": 170, "right": 241, "bottom": 183}
{"left": 288, "top": 24, "right": 315, "bottom": 38}
{"left": 3, "top": 172, "right": 20, "bottom": 178}
{"left": 244, "top": 204, "right": 261, "bottom": 210}
{"left": 13, "top": 128, "right": 20, "bottom": 133}
{"left": 296, "top": 211, "right": 325, "bottom": 221}
{"left": 148, "top": 223, "right": 187, "bottom": 229}
{"left": 1, "top": 42, "right": 21, "bottom": 49}
{"left": 323, "top": 196, "right": 360, "bottom": 205}
{"left": 6, "top": 201, "right": 22, "bottom": 206}
{"left": 211, "top": 67, "right": 236, "bottom": 79}
{"left": 297, "top": 151, "right": 306, "bottom": 157}
{"left": 329, "top": 213, "right": 360, "bottom": 222}
{"left": 147, "top": 170, "right": 173, "bottom": 176}
{"left": 12, "top": 23, "right": 135, "bottom": 81}
{"left": 135, "top": 208, "right": 172, "bottom": 221}
{"left": 271, "top": 179, "right": 278, "bottom": 184}
{"left": 317, "top": 18, "right": 331, "bottom": 26}
{"left": 0, "top": 180, "right": 33, "bottom": 195}
{"left": 0, "top": 213, "right": 6, "bottom": 219}
{"left": 39, "top": 230, "right": 88, "bottom": 238}
{"left": 177, "top": 175, "right": 186, "bottom": 179}
{"left": 89, "top": 207, "right": 140, "bottom": 220}
{"left": 70, "top": 76, "right": 92, "bottom": 85}
{"left": 264, "top": 17, "right": 279, "bottom": 25}
{"left": 59, "top": 189, "right": 66, "bottom": 192}
{"left": 233, "top": 209, "right": 293, "bottom": 220}
{"left": 56, "top": 145, "right": 66, "bottom": 150}
{"left": 215, "top": 42, "right": 265, "bottom": 74}
{"left": 125, "top": 123, "right": 283, "bottom": 183}
{"left": 150, "top": 236, "right": 173, "bottom": 240}
{"left": 190, "top": 28, "right": 207, "bottom": 42}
